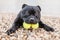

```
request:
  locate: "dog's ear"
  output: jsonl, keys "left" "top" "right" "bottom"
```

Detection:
{"left": 37, "top": 5, "right": 41, "bottom": 11}
{"left": 22, "top": 4, "right": 27, "bottom": 9}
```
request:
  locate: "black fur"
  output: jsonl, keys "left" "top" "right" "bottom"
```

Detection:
{"left": 6, "top": 4, "right": 54, "bottom": 35}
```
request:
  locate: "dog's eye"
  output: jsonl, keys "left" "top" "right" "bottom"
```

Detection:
{"left": 36, "top": 16, "right": 38, "bottom": 18}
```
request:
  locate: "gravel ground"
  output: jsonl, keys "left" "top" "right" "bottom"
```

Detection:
{"left": 0, "top": 13, "right": 60, "bottom": 40}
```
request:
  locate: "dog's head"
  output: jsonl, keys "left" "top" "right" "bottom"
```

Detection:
{"left": 21, "top": 4, "right": 41, "bottom": 24}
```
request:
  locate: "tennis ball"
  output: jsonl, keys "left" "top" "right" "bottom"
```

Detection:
{"left": 23, "top": 22, "right": 39, "bottom": 29}
{"left": 32, "top": 23, "right": 39, "bottom": 29}
{"left": 23, "top": 22, "right": 31, "bottom": 29}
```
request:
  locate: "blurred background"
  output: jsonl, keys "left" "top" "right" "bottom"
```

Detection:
{"left": 0, "top": 0, "right": 60, "bottom": 17}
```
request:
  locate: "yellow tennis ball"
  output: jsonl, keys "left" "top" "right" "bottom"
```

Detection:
{"left": 23, "top": 22, "right": 39, "bottom": 29}
{"left": 23, "top": 22, "right": 31, "bottom": 29}
{"left": 32, "top": 23, "right": 39, "bottom": 29}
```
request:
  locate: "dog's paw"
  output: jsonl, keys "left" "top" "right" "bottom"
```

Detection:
{"left": 44, "top": 25, "right": 54, "bottom": 32}
{"left": 45, "top": 27, "right": 54, "bottom": 32}
{"left": 6, "top": 29, "right": 15, "bottom": 35}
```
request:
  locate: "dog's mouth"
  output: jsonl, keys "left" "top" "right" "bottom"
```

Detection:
{"left": 23, "top": 19, "right": 38, "bottom": 24}
{"left": 23, "top": 16, "right": 39, "bottom": 24}
{"left": 24, "top": 21, "right": 37, "bottom": 24}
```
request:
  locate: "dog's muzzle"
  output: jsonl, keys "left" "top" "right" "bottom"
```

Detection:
{"left": 29, "top": 18, "right": 35, "bottom": 23}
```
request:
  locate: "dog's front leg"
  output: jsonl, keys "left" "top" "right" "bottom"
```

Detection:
{"left": 6, "top": 15, "right": 23, "bottom": 35}
{"left": 39, "top": 21, "right": 54, "bottom": 32}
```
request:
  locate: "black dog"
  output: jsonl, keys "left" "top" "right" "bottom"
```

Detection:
{"left": 6, "top": 4, "right": 54, "bottom": 35}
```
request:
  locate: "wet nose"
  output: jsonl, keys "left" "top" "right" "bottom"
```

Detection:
{"left": 30, "top": 18, "right": 34, "bottom": 22}
{"left": 31, "top": 19, "right": 34, "bottom": 21}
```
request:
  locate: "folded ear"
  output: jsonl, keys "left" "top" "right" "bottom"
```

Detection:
{"left": 22, "top": 4, "right": 28, "bottom": 9}
{"left": 37, "top": 6, "right": 41, "bottom": 11}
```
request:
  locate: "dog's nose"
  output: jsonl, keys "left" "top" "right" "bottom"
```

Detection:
{"left": 31, "top": 19, "right": 34, "bottom": 21}
{"left": 30, "top": 18, "right": 34, "bottom": 22}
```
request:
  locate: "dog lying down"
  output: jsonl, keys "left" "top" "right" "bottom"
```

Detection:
{"left": 6, "top": 4, "right": 54, "bottom": 35}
